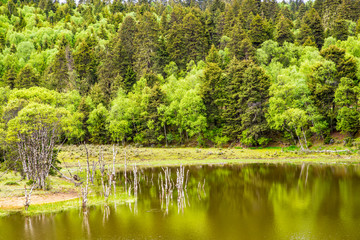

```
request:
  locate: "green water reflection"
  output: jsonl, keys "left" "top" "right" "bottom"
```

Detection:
{"left": 1, "top": 163, "right": 360, "bottom": 240}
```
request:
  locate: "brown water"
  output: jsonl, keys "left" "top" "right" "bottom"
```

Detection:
{"left": 1, "top": 163, "right": 360, "bottom": 240}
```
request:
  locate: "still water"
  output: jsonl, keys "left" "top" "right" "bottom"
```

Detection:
{"left": 1, "top": 163, "right": 360, "bottom": 240}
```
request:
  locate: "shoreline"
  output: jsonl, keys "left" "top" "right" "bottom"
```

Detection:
{"left": 2, "top": 146, "right": 360, "bottom": 216}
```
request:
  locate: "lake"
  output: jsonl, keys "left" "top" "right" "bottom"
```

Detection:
{"left": 1, "top": 163, "right": 360, "bottom": 240}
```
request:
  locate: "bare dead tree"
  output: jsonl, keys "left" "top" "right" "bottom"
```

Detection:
{"left": 24, "top": 183, "right": 36, "bottom": 211}
{"left": 98, "top": 148, "right": 111, "bottom": 202}
{"left": 84, "top": 143, "right": 93, "bottom": 184}
{"left": 81, "top": 144, "right": 90, "bottom": 208}
{"left": 133, "top": 164, "right": 138, "bottom": 197}
{"left": 15, "top": 121, "right": 61, "bottom": 190}
{"left": 124, "top": 147, "right": 127, "bottom": 194}
{"left": 112, "top": 145, "right": 117, "bottom": 197}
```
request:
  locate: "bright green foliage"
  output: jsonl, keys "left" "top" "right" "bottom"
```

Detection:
{"left": 1, "top": 0, "right": 360, "bottom": 148}
{"left": 267, "top": 67, "right": 326, "bottom": 148}
{"left": 87, "top": 103, "right": 109, "bottom": 144}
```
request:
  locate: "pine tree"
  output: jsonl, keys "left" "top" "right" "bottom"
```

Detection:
{"left": 275, "top": 15, "right": 294, "bottom": 45}
{"left": 97, "top": 16, "right": 137, "bottom": 93}
{"left": 229, "top": 19, "right": 255, "bottom": 60}
{"left": 206, "top": 44, "right": 221, "bottom": 64}
{"left": 332, "top": 17, "right": 348, "bottom": 41}
{"left": 222, "top": 59, "right": 270, "bottom": 144}
{"left": 201, "top": 62, "right": 225, "bottom": 129}
{"left": 313, "top": 0, "right": 324, "bottom": 17}
{"left": 119, "top": 15, "right": 138, "bottom": 68}
{"left": 322, "top": 0, "right": 342, "bottom": 31}
{"left": 297, "top": 4, "right": 307, "bottom": 20}
{"left": 302, "top": 37, "right": 317, "bottom": 47}
{"left": 249, "top": 14, "right": 268, "bottom": 48}
{"left": 15, "top": 64, "right": 39, "bottom": 89}
{"left": 143, "top": 83, "right": 165, "bottom": 144}
{"left": 303, "top": 8, "right": 324, "bottom": 48}
{"left": 45, "top": 45, "right": 73, "bottom": 92}
{"left": 135, "top": 11, "right": 160, "bottom": 77}
{"left": 338, "top": 0, "right": 356, "bottom": 21}
{"left": 241, "top": 0, "right": 258, "bottom": 20}
{"left": 298, "top": 22, "right": 315, "bottom": 45}
{"left": 182, "top": 12, "right": 208, "bottom": 64}
{"left": 73, "top": 38, "right": 97, "bottom": 94}
{"left": 321, "top": 45, "right": 357, "bottom": 83}
{"left": 167, "top": 19, "right": 186, "bottom": 68}
{"left": 3, "top": 67, "right": 17, "bottom": 89}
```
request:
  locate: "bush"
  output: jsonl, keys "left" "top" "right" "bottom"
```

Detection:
{"left": 324, "top": 136, "right": 334, "bottom": 144}
{"left": 5, "top": 181, "right": 19, "bottom": 186}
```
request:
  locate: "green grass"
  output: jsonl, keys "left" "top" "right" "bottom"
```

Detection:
{"left": 24, "top": 194, "right": 134, "bottom": 216}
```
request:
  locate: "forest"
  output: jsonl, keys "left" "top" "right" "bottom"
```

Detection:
{"left": 1, "top": 0, "right": 360, "bottom": 153}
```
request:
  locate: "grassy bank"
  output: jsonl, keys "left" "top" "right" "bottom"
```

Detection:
{"left": 59, "top": 145, "right": 360, "bottom": 169}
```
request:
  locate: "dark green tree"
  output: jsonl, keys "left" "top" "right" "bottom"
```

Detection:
{"left": 303, "top": 8, "right": 324, "bottom": 48}
{"left": 15, "top": 64, "right": 39, "bottom": 89}
{"left": 249, "top": 14, "right": 269, "bottom": 48}
{"left": 331, "top": 17, "right": 348, "bottom": 41}
{"left": 275, "top": 15, "right": 294, "bottom": 45}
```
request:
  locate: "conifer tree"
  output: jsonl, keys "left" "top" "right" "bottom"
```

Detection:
{"left": 332, "top": 17, "right": 348, "bottom": 41}
{"left": 298, "top": 22, "right": 315, "bottom": 45}
{"left": 275, "top": 15, "right": 294, "bottom": 45}
{"left": 303, "top": 8, "right": 324, "bottom": 48}
{"left": 73, "top": 37, "right": 97, "bottom": 94}
{"left": 229, "top": 19, "right": 255, "bottom": 60}
{"left": 182, "top": 12, "right": 208, "bottom": 64}
{"left": 313, "top": 0, "right": 324, "bottom": 17}
{"left": 201, "top": 59, "right": 225, "bottom": 129}
{"left": 206, "top": 44, "right": 221, "bottom": 65}
{"left": 321, "top": 45, "right": 357, "bottom": 83}
{"left": 249, "top": 14, "right": 268, "bottom": 48}
{"left": 222, "top": 59, "right": 270, "bottom": 144}
{"left": 241, "top": 0, "right": 258, "bottom": 20}
{"left": 167, "top": 19, "right": 186, "bottom": 68}
{"left": 135, "top": 11, "right": 160, "bottom": 77}
{"left": 3, "top": 67, "right": 17, "bottom": 89}
{"left": 45, "top": 45, "right": 72, "bottom": 92}
{"left": 322, "top": 0, "right": 341, "bottom": 31}
{"left": 335, "top": 77, "right": 360, "bottom": 135}
{"left": 15, "top": 64, "right": 39, "bottom": 89}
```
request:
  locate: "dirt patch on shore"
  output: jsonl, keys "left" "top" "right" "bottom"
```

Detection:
{"left": 0, "top": 191, "right": 78, "bottom": 210}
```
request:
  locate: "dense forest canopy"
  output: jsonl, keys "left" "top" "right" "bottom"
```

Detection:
{"left": 1, "top": 0, "right": 360, "bottom": 152}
